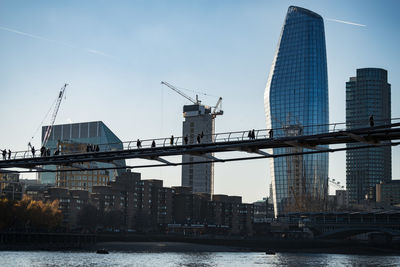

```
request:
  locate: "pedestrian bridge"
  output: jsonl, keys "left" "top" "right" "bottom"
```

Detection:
{"left": 1, "top": 120, "right": 400, "bottom": 173}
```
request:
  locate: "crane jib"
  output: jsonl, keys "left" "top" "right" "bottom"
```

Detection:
{"left": 42, "top": 84, "right": 68, "bottom": 147}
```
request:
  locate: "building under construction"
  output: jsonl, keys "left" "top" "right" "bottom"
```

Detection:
{"left": 182, "top": 104, "right": 215, "bottom": 194}
{"left": 161, "top": 81, "right": 222, "bottom": 195}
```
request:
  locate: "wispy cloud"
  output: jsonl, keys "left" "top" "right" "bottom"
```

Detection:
{"left": 326, "top": 18, "right": 366, "bottom": 27}
{"left": 0, "top": 25, "right": 113, "bottom": 58}
{"left": 86, "top": 49, "right": 114, "bottom": 58}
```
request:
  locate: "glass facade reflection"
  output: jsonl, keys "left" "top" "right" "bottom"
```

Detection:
{"left": 346, "top": 68, "right": 391, "bottom": 203}
{"left": 264, "top": 6, "right": 329, "bottom": 217}
{"left": 40, "top": 121, "right": 126, "bottom": 190}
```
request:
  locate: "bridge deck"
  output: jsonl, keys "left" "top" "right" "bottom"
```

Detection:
{"left": 1, "top": 123, "right": 400, "bottom": 172}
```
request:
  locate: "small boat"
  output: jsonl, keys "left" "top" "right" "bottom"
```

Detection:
{"left": 96, "top": 249, "right": 109, "bottom": 254}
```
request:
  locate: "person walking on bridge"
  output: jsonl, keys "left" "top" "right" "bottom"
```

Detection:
{"left": 137, "top": 139, "right": 142, "bottom": 148}
{"left": 151, "top": 140, "right": 156, "bottom": 148}
{"left": 369, "top": 115, "right": 374, "bottom": 127}
{"left": 31, "top": 146, "right": 36, "bottom": 158}
{"left": 269, "top": 129, "right": 274, "bottom": 139}
{"left": 2, "top": 149, "right": 6, "bottom": 160}
{"left": 40, "top": 146, "right": 46, "bottom": 157}
{"left": 8, "top": 149, "right": 11, "bottom": 160}
{"left": 170, "top": 135, "right": 174, "bottom": 146}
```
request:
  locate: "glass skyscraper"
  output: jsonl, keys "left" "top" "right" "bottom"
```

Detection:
{"left": 264, "top": 6, "right": 329, "bottom": 217}
{"left": 346, "top": 68, "right": 391, "bottom": 203}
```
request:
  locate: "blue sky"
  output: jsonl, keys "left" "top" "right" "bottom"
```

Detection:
{"left": 0, "top": 0, "right": 399, "bottom": 203}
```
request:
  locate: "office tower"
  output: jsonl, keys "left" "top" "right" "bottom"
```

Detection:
{"left": 264, "top": 6, "right": 329, "bottom": 216}
{"left": 40, "top": 121, "right": 126, "bottom": 191}
{"left": 181, "top": 104, "right": 214, "bottom": 194}
{"left": 346, "top": 68, "right": 391, "bottom": 203}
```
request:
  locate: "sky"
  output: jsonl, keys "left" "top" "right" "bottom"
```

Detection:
{"left": 0, "top": 0, "right": 399, "bottom": 203}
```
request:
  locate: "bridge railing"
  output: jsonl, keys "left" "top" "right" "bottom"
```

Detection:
{"left": 3, "top": 117, "right": 400, "bottom": 161}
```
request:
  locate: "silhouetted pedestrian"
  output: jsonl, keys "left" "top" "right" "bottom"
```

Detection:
{"left": 251, "top": 129, "right": 256, "bottom": 139}
{"left": 2, "top": 150, "right": 6, "bottom": 160}
{"left": 184, "top": 135, "right": 188, "bottom": 145}
{"left": 248, "top": 130, "right": 252, "bottom": 139}
{"left": 201, "top": 131, "right": 204, "bottom": 138}
{"left": 31, "top": 146, "right": 36, "bottom": 158}
{"left": 269, "top": 129, "right": 274, "bottom": 139}
{"left": 369, "top": 115, "right": 374, "bottom": 127}
{"left": 8, "top": 149, "right": 11, "bottom": 160}
{"left": 137, "top": 139, "right": 142, "bottom": 148}
{"left": 40, "top": 146, "right": 46, "bottom": 157}
{"left": 95, "top": 145, "right": 100, "bottom": 152}
{"left": 54, "top": 149, "right": 60, "bottom": 156}
{"left": 197, "top": 134, "right": 201, "bottom": 144}
{"left": 46, "top": 148, "right": 51, "bottom": 157}
{"left": 151, "top": 140, "right": 156, "bottom": 148}
{"left": 170, "top": 135, "right": 174, "bottom": 145}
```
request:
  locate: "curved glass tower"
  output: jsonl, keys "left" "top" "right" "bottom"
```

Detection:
{"left": 264, "top": 6, "right": 329, "bottom": 217}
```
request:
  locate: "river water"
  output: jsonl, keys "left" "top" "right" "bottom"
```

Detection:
{"left": 1, "top": 251, "right": 400, "bottom": 267}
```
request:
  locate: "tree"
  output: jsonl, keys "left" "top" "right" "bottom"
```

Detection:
{"left": 0, "top": 196, "right": 62, "bottom": 231}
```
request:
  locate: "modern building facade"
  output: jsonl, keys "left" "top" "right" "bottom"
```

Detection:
{"left": 264, "top": 6, "right": 329, "bottom": 216}
{"left": 346, "top": 68, "right": 391, "bottom": 203}
{"left": 376, "top": 180, "right": 400, "bottom": 206}
{"left": 40, "top": 121, "right": 126, "bottom": 191}
{"left": 181, "top": 104, "right": 214, "bottom": 194}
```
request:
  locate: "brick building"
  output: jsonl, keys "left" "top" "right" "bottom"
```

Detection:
{"left": 41, "top": 171, "right": 253, "bottom": 236}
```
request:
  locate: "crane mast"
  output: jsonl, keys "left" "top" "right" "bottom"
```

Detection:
{"left": 42, "top": 83, "right": 68, "bottom": 147}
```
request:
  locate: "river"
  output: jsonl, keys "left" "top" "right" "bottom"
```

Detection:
{"left": 1, "top": 251, "right": 400, "bottom": 266}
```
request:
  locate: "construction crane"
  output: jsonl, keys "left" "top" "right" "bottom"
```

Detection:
{"left": 161, "top": 81, "right": 200, "bottom": 104}
{"left": 160, "top": 81, "right": 223, "bottom": 118}
{"left": 212, "top": 97, "right": 223, "bottom": 118}
{"left": 28, "top": 83, "right": 68, "bottom": 149}
{"left": 42, "top": 83, "right": 68, "bottom": 147}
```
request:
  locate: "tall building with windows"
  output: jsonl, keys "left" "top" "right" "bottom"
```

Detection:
{"left": 264, "top": 6, "right": 329, "bottom": 217}
{"left": 181, "top": 104, "right": 214, "bottom": 194}
{"left": 39, "top": 121, "right": 126, "bottom": 191}
{"left": 346, "top": 68, "right": 391, "bottom": 203}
